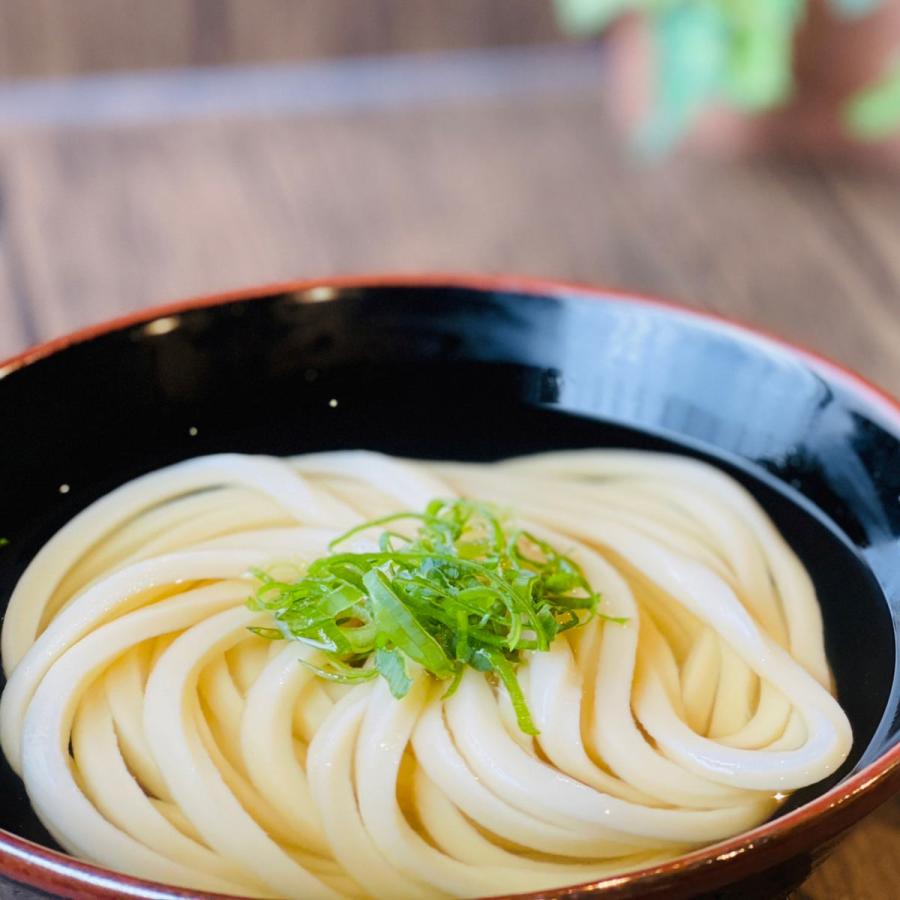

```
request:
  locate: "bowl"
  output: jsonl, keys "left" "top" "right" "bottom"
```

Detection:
{"left": 0, "top": 274, "right": 898, "bottom": 899}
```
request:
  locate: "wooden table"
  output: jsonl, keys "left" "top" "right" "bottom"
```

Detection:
{"left": 0, "top": 46, "right": 898, "bottom": 899}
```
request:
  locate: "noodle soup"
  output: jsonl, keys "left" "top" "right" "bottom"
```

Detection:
{"left": 0, "top": 449, "right": 853, "bottom": 899}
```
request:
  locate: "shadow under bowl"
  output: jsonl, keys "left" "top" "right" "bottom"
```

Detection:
{"left": 0, "top": 275, "right": 898, "bottom": 899}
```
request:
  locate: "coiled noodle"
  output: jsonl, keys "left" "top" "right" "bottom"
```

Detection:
{"left": 0, "top": 450, "right": 852, "bottom": 898}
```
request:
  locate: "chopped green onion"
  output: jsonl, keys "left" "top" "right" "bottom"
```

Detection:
{"left": 488, "top": 649, "right": 540, "bottom": 736}
{"left": 374, "top": 647, "right": 413, "bottom": 699}
{"left": 246, "top": 498, "right": 617, "bottom": 733}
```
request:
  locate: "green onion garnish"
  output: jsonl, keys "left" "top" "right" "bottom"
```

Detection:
{"left": 247, "top": 498, "right": 618, "bottom": 734}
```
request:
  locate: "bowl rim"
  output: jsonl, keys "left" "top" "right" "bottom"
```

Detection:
{"left": 0, "top": 271, "right": 898, "bottom": 899}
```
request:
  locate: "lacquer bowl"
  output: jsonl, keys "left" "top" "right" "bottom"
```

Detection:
{"left": 0, "top": 275, "right": 898, "bottom": 899}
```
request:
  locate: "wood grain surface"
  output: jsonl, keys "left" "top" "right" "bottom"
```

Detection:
{"left": 0, "top": 0, "right": 560, "bottom": 79}
{"left": 0, "top": 46, "right": 898, "bottom": 899}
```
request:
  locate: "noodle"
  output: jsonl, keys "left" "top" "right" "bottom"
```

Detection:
{"left": 0, "top": 450, "right": 852, "bottom": 899}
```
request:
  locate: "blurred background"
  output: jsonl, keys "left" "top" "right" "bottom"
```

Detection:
{"left": 0, "top": 0, "right": 898, "bottom": 397}
{"left": 0, "top": 2, "right": 898, "bottom": 897}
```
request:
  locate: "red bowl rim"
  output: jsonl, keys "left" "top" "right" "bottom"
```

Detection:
{"left": 1, "top": 271, "right": 899, "bottom": 899}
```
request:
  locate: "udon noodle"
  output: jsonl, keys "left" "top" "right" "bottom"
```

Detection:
{"left": 0, "top": 450, "right": 851, "bottom": 898}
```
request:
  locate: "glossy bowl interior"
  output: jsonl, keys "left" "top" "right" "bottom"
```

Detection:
{"left": 0, "top": 276, "right": 899, "bottom": 899}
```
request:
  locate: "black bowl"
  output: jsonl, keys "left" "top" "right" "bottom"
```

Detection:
{"left": 1, "top": 274, "right": 898, "bottom": 899}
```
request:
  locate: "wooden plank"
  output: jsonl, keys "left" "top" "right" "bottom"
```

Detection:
{"left": 816, "top": 164, "right": 900, "bottom": 307}
{"left": 0, "top": 247, "right": 30, "bottom": 360}
{"left": 228, "top": 0, "right": 562, "bottom": 62}
{"left": 0, "top": 0, "right": 192, "bottom": 80}
{"left": 803, "top": 797, "right": 900, "bottom": 899}
{"left": 0, "top": 47, "right": 603, "bottom": 127}
{"left": 0, "top": 172, "right": 32, "bottom": 359}
{"left": 0, "top": 0, "right": 561, "bottom": 80}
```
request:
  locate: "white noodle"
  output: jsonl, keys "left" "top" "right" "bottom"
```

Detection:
{"left": 0, "top": 450, "right": 852, "bottom": 898}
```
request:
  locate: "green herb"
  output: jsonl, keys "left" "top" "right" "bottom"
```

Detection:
{"left": 556, "top": 0, "right": 805, "bottom": 153}
{"left": 554, "top": 0, "right": 896, "bottom": 150}
{"left": 374, "top": 646, "right": 413, "bottom": 698}
{"left": 247, "top": 498, "right": 615, "bottom": 733}
{"left": 846, "top": 59, "right": 900, "bottom": 140}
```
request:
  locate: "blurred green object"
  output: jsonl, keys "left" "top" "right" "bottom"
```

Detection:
{"left": 555, "top": 0, "right": 633, "bottom": 32}
{"left": 555, "top": 0, "right": 900, "bottom": 150}
{"left": 847, "top": 61, "right": 900, "bottom": 138}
